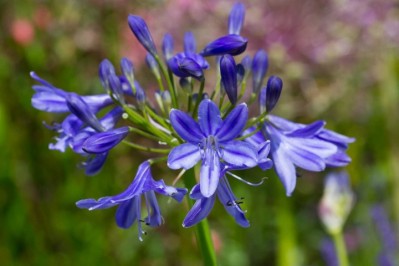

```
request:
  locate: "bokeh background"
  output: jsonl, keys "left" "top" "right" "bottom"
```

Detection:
{"left": 1, "top": 0, "right": 398, "bottom": 265}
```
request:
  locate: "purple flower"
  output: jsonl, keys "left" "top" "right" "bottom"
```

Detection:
{"left": 168, "top": 99, "right": 257, "bottom": 197}
{"left": 184, "top": 31, "right": 196, "bottom": 54}
{"left": 220, "top": 54, "right": 238, "bottom": 105}
{"left": 127, "top": 15, "right": 157, "bottom": 56}
{"left": 246, "top": 115, "right": 354, "bottom": 196}
{"left": 200, "top": 34, "right": 248, "bottom": 57}
{"left": 83, "top": 126, "right": 129, "bottom": 154}
{"left": 252, "top": 49, "right": 269, "bottom": 93}
{"left": 228, "top": 2, "right": 245, "bottom": 35}
{"left": 76, "top": 161, "right": 188, "bottom": 240}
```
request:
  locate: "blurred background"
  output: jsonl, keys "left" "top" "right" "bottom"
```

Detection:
{"left": 1, "top": 0, "right": 398, "bottom": 265}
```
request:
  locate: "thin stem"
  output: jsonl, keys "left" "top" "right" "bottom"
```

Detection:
{"left": 192, "top": 78, "right": 205, "bottom": 118}
{"left": 236, "top": 125, "right": 261, "bottom": 140}
{"left": 122, "top": 140, "right": 170, "bottom": 154}
{"left": 332, "top": 232, "right": 349, "bottom": 266}
{"left": 183, "top": 168, "right": 217, "bottom": 266}
{"left": 128, "top": 127, "right": 161, "bottom": 141}
{"left": 154, "top": 55, "right": 178, "bottom": 108}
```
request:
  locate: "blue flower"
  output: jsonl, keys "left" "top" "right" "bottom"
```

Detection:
{"left": 76, "top": 161, "right": 188, "bottom": 241}
{"left": 246, "top": 115, "right": 354, "bottom": 196}
{"left": 259, "top": 76, "right": 283, "bottom": 113}
{"left": 168, "top": 99, "right": 257, "bottom": 197}
{"left": 83, "top": 126, "right": 129, "bottom": 154}
{"left": 162, "top": 33, "right": 174, "bottom": 61}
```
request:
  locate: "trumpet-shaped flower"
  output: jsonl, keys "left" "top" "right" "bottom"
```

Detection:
{"left": 168, "top": 99, "right": 257, "bottom": 197}
{"left": 76, "top": 161, "right": 188, "bottom": 240}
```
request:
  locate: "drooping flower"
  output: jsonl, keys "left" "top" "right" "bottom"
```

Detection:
{"left": 246, "top": 115, "right": 353, "bottom": 195}
{"left": 76, "top": 161, "right": 188, "bottom": 240}
{"left": 168, "top": 99, "right": 257, "bottom": 197}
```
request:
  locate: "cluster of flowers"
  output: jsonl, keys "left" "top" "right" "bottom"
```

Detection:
{"left": 31, "top": 3, "right": 354, "bottom": 240}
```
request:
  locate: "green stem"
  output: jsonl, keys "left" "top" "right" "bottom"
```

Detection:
{"left": 192, "top": 78, "right": 205, "bottom": 118}
{"left": 122, "top": 140, "right": 170, "bottom": 154}
{"left": 154, "top": 55, "right": 178, "bottom": 108}
{"left": 332, "top": 232, "right": 349, "bottom": 266}
{"left": 183, "top": 168, "right": 217, "bottom": 266}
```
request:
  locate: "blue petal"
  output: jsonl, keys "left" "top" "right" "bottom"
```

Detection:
{"left": 228, "top": 2, "right": 245, "bottom": 35}
{"left": 110, "top": 161, "right": 151, "bottom": 203}
{"left": 198, "top": 99, "right": 222, "bottom": 136}
{"left": 325, "top": 150, "right": 351, "bottom": 167}
{"left": 200, "top": 150, "right": 221, "bottom": 197}
{"left": 270, "top": 142, "right": 297, "bottom": 196}
{"left": 144, "top": 191, "right": 163, "bottom": 227}
{"left": 286, "top": 120, "right": 325, "bottom": 138}
{"left": 81, "top": 94, "right": 113, "bottom": 113}
{"left": 82, "top": 152, "right": 108, "bottom": 176}
{"left": 99, "top": 106, "right": 124, "bottom": 131}
{"left": 189, "top": 184, "right": 203, "bottom": 200}
{"left": 267, "top": 115, "right": 299, "bottom": 131}
{"left": 318, "top": 129, "right": 355, "bottom": 148}
{"left": 285, "top": 137, "right": 338, "bottom": 159}
{"left": 285, "top": 145, "right": 326, "bottom": 171}
{"left": 216, "top": 103, "right": 248, "bottom": 142}
{"left": 31, "top": 91, "right": 68, "bottom": 112}
{"left": 243, "top": 128, "right": 265, "bottom": 146}
{"left": 83, "top": 127, "right": 129, "bottom": 154}
{"left": 258, "top": 141, "right": 273, "bottom": 170}
{"left": 115, "top": 197, "right": 140, "bottom": 229}
{"left": 76, "top": 197, "right": 117, "bottom": 210}
{"left": 217, "top": 177, "right": 249, "bottom": 227}
{"left": 169, "top": 109, "right": 204, "bottom": 143}
{"left": 222, "top": 141, "right": 257, "bottom": 168}
{"left": 149, "top": 178, "right": 188, "bottom": 202}
{"left": 182, "top": 196, "right": 216, "bottom": 227}
{"left": 167, "top": 143, "right": 201, "bottom": 170}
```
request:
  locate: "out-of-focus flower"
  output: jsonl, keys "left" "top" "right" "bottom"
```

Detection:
{"left": 11, "top": 19, "right": 35, "bottom": 46}
{"left": 318, "top": 171, "right": 355, "bottom": 234}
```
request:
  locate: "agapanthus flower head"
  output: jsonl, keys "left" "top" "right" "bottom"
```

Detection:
{"left": 76, "top": 161, "right": 188, "bottom": 240}
{"left": 200, "top": 34, "right": 248, "bottom": 57}
{"left": 220, "top": 54, "right": 238, "bottom": 105}
{"left": 128, "top": 15, "right": 157, "bottom": 56}
{"left": 168, "top": 99, "right": 257, "bottom": 197}
{"left": 252, "top": 49, "right": 269, "bottom": 93}
{"left": 228, "top": 2, "right": 245, "bottom": 35}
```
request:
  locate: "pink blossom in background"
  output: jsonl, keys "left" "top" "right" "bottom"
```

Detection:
{"left": 11, "top": 19, "right": 35, "bottom": 46}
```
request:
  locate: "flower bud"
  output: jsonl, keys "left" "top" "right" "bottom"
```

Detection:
{"left": 162, "top": 33, "right": 174, "bottom": 61}
{"left": 241, "top": 55, "right": 251, "bottom": 77}
{"left": 179, "top": 77, "right": 192, "bottom": 93}
{"left": 99, "top": 59, "right": 116, "bottom": 90}
{"left": 184, "top": 31, "right": 196, "bottom": 54}
{"left": 220, "top": 54, "right": 238, "bottom": 105}
{"left": 228, "top": 2, "right": 245, "bottom": 35}
{"left": 108, "top": 74, "right": 125, "bottom": 104}
{"left": 145, "top": 53, "right": 160, "bottom": 79}
{"left": 318, "top": 172, "right": 355, "bottom": 234}
{"left": 200, "top": 34, "right": 247, "bottom": 57}
{"left": 252, "top": 49, "right": 268, "bottom": 93}
{"left": 120, "top": 57, "right": 134, "bottom": 85}
{"left": 128, "top": 15, "right": 157, "bottom": 56}
{"left": 265, "top": 75, "right": 283, "bottom": 112}
{"left": 83, "top": 126, "right": 129, "bottom": 154}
